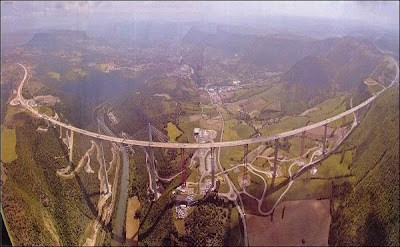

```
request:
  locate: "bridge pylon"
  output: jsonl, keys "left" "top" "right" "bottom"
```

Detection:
{"left": 322, "top": 124, "right": 328, "bottom": 154}
{"left": 243, "top": 144, "right": 249, "bottom": 183}
{"left": 272, "top": 139, "right": 279, "bottom": 188}
{"left": 59, "top": 125, "right": 63, "bottom": 138}
{"left": 300, "top": 131, "right": 306, "bottom": 161}
{"left": 210, "top": 147, "right": 215, "bottom": 189}
{"left": 69, "top": 130, "right": 74, "bottom": 163}
{"left": 355, "top": 109, "right": 360, "bottom": 122}
{"left": 181, "top": 148, "right": 186, "bottom": 188}
{"left": 148, "top": 123, "right": 159, "bottom": 200}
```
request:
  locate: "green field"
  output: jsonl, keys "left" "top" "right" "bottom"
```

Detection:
{"left": 65, "top": 68, "right": 88, "bottom": 81}
{"left": 306, "top": 96, "right": 347, "bottom": 123}
{"left": 3, "top": 106, "right": 27, "bottom": 128}
{"left": 1, "top": 125, "right": 17, "bottom": 163}
{"left": 177, "top": 116, "right": 198, "bottom": 143}
{"left": 228, "top": 207, "right": 244, "bottom": 246}
{"left": 286, "top": 136, "right": 317, "bottom": 159}
{"left": 328, "top": 114, "right": 354, "bottom": 128}
{"left": 36, "top": 106, "right": 54, "bottom": 116}
{"left": 259, "top": 116, "right": 309, "bottom": 136}
{"left": 223, "top": 119, "right": 240, "bottom": 141}
{"left": 367, "top": 83, "right": 385, "bottom": 94}
{"left": 258, "top": 95, "right": 352, "bottom": 135}
{"left": 165, "top": 122, "right": 183, "bottom": 142}
{"left": 45, "top": 72, "right": 61, "bottom": 81}
{"left": 233, "top": 123, "right": 255, "bottom": 139}
{"left": 98, "top": 64, "right": 109, "bottom": 72}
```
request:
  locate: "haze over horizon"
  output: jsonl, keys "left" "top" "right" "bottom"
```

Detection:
{"left": 1, "top": 1, "right": 399, "bottom": 33}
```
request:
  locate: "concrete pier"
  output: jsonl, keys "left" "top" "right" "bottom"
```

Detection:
{"left": 59, "top": 125, "right": 63, "bottom": 138}
{"left": 69, "top": 130, "right": 74, "bottom": 162}
{"left": 210, "top": 147, "right": 215, "bottom": 189}
{"left": 272, "top": 139, "right": 279, "bottom": 187}
{"left": 148, "top": 123, "right": 158, "bottom": 200}
{"left": 322, "top": 124, "right": 328, "bottom": 154}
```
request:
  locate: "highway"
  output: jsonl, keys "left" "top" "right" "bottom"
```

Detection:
{"left": 15, "top": 61, "right": 397, "bottom": 149}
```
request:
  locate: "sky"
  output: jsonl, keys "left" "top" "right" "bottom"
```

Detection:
{"left": 1, "top": 1, "right": 399, "bottom": 32}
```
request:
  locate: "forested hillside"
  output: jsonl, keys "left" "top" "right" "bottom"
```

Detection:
{"left": 329, "top": 85, "right": 399, "bottom": 246}
{"left": 1, "top": 112, "right": 100, "bottom": 245}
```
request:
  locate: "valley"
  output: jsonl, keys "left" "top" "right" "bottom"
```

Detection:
{"left": 1, "top": 4, "right": 399, "bottom": 246}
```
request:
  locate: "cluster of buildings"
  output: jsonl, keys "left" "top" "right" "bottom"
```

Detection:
{"left": 175, "top": 204, "right": 188, "bottom": 219}
{"left": 311, "top": 166, "right": 318, "bottom": 175}
{"left": 107, "top": 110, "right": 119, "bottom": 125}
{"left": 104, "top": 63, "right": 115, "bottom": 73}
{"left": 200, "top": 179, "right": 213, "bottom": 195}
{"left": 173, "top": 186, "right": 195, "bottom": 219}
{"left": 166, "top": 64, "right": 193, "bottom": 79}
{"left": 262, "top": 118, "right": 280, "bottom": 127}
{"left": 193, "top": 128, "right": 217, "bottom": 143}
{"left": 33, "top": 95, "right": 60, "bottom": 107}
{"left": 209, "top": 91, "right": 222, "bottom": 105}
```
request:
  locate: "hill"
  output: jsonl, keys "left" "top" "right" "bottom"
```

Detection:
{"left": 25, "top": 30, "right": 89, "bottom": 52}
{"left": 283, "top": 56, "right": 332, "bottom": 89}
{"left": 329, "top": 85, "right": 399, "bottom": 246}
{"left": 283, "top": 36, "right": 385, "bottom": 92}
{"left": 1, "top": 115, "right": 101, "bottom": 245}
{"left": 182, "top": 26, "right": 333, "bottom": 71}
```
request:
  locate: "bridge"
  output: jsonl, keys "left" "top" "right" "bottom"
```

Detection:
{"left": 14, "top": 59, "right": 398, "bottom": 194}
{"left": 15, "top": 62, "right": 397, "bottom": 150}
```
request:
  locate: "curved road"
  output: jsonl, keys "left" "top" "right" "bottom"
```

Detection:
{"left": 15, "top": 62, "right": 397, "bottom": 149}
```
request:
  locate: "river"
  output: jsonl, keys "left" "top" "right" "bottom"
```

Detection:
{"left": 96, "top": 103, "right": 130, "bottom": 244}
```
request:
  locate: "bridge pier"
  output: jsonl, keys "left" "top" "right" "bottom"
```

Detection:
{"left": 243, "top": 144, "right": 249, "bottom": 183}
{"left": 322, "top": 124, "right": 328, "bottom": 154}
{"left": 69, "top": 130, "right": 74, "bottom": 163}
{"left": 272, "top": 139, "right": 279, "bottom": 187}
{"left": 210, "top": 147, "right": 215, "bottom": 189}
{"left": 148, "top": 123, "right": 158, "bottom": 200}
{"left": 300, "top": 131, "right": 306, "bottom": 161}
{"left": 181, "top": 148, "right": 186, "bottom": 188}
{"left": 355, "top": 109, "right": 360, "bottom": 122}
{"left": 59, "top": 125, "right": 63, "bottom": 138}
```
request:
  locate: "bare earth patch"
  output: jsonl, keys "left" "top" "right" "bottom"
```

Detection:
{"left": 199, "top": 118, "right": 222, "bottom": 131}
{"left": 247, "top": 199, "right": 331, "bottom": 246}
{"left": 126, "top": 196, "right": 140, "bottom": 246}
{"left": 221, "top": 91, "right": 235, "bottom": 99}
{"left": 34, "top": 95, "right": 60, "bottom": 106}
{"left": 265, "top": 101, "right": 282, "bottom": 112}
{"left": 363, "top": 77, "right": 378, "bottom": 85}
{"left": 189, "top": 114, "right": 201, "bottom": 122}
{"left": 304, "top": 123, "right": 335, "bottom": 141}
{"left": 238, "top": 173, "right": 251, "bottom": 187}
{"left": 243, "top": 98, "right": 266, "bottom": 113}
